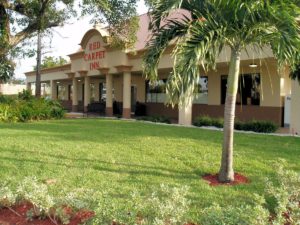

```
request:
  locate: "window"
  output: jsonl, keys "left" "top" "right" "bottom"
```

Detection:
{"left": 68, "top": 85, "right": 73, "bottom": 101}
{"left": 90, "top": 83, "right": 95, "bottom": 102}
{"left": 57, "top": 85, "right": 66, "bottom": 100}
{"left": 146, "top": 79, "right": 167, "bottom": 103}
{"left": 99, "top": 83, "right": 105, "bottom": 101}
{"left": 99, "top": 83, "right": 115, "bottom": 102}
{"left": 193, "top": 76, "right": 208, "bottom": 104}
{"left": 41, "top": 83, "right": 50, "bottom": 97}
{"left": 221, "top": 73, "right": 260, "bottom": 105}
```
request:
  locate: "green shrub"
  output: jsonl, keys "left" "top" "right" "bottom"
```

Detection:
{"left": 235, "top": 120, "right": 278, "bottom": 133}
{"left": 18, "top": 90, "right": 33, "bottom": 101}
{"left": 0, "top": 97, "right": 65, "bottom": 122}
{"left": 234, "top": 120, "right": 244, "bottom": 130}
{"left": 198, "top": 196, "right": 269, "bottom": 225}
{"left": 137, "top": 115, "right": 171, "bottom": 124}
{"left": 0, "top": 95, "right": 16, "bottom": 104}
{"left": 48, "top": 100, "right": 65, "bottom": 119}
{"left": 265, "top": 160, "right": 300, "bottom": 225}
{"left": 211, "top": 117, "right": 224, "bottom": 128}
{"left": 90, "top": 184, "right": 190, "bottom": 225}
{"left": 193, "top": 116, "right": 213, "bottom": 127}
{"left": 17, "top": 177, "right": 54, "bottom": 217}
{"left": 0, "top": 104, "right": 18, "bottom": 122}
{"left": 197, "top": 162, "right": 300, "bottom": 225}
{"left": 194, "top": 116, "right": 278, "bottom": 133}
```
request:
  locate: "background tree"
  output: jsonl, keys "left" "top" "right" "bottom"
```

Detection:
{"left": 143, "top": 0, "right": 300, "bottom": 182}
{"left": 33, "top": 56, "right": 67, "bottom": 71}
{"left": 0, "top": 0, "right": 75, "bottom": 58}
{"left": 0, "top": 0, "right": 76, "bottom": 95}
{"left": 1, "top": 0, "right": 140, "bottom": 95}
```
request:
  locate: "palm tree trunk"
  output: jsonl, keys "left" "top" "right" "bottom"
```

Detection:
{"left": 35, "top": 31, "right": 42, "bottom": 98}
{"left": 218, "top": 47, "right": 241, "bottom": 183}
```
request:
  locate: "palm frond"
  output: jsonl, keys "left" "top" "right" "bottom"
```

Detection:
{"left": 290, "top": 64, "right": 300, "bottom": 83}
{"left": 143, "top": 16, "right": 190, "bottom": 81}
{"left": 167, "top": 18, "right": 226, "bottom": 106}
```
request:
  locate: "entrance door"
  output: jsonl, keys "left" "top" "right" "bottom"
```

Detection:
{"left": 131, "top": 86, "right": 137, "bottom": 113}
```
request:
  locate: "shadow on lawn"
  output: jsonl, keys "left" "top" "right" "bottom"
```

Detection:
{"left": 0, "top": 152, "right": 201, "bottom": 182}
{"left": 0, "top": 119, "right": 224, "bottom": 144}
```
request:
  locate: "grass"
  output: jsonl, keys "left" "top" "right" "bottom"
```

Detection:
{"left": 0, "top": 118, "right": 300, "bottom": 219}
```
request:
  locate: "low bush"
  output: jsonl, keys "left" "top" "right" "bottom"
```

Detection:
{"left": 196, "top": 161, "right": 300, "bottom": 225}
{"left": 137, "top": 115, "right": 171, "bottom": 124}
{"left": 265, "top": 160, "right": 300, "bottom": 225}
{"left": 0, "top": 92, "right": 65, "bottom": 122}
{"left": 193, "top": 116, "right": 213, "bottom": 127}
{"left": 0, "top": 94, "right": 17, "bottom": 104}
{"left": 235, "top": 120, "right": 278, "bottom": 133}
{"left": 0, "top": 162, "right": 299, "bottom": 225}
{"left": 193, "top": 116, "right": 224, "bottom": 128}
{"left": 89, "top": 184, "right": 190, "bottom": 225}
{"left": 193, "top": 116, "right": 278, "bottom": 133}
{"left": 198, "top": 196, "right": 270, "bottom": 225}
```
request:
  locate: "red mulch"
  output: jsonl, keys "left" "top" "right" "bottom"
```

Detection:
{"left": 202, "top": 173, "right": 249, "bottom": 186}
{"left": 0, "top": 202, "right": 94, "bottom": 225}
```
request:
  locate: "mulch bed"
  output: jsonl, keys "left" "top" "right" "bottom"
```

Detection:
{"left": 202, "top": 173, "right": 249, "bottom": 186}
{"left": 0, "top": 202, "right": 94, "bottom": 225}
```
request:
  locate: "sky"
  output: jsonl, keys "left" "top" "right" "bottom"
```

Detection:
{"left": 14, "top": 0, "right": 148, "bottom": 79}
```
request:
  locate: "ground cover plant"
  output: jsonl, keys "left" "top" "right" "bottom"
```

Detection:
{"left": 0, "top": 119, "right": 299, "bottom": 223}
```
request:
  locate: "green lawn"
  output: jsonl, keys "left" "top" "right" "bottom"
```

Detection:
{"left": 0, "top": 119, "right": 299, "bottom": 219}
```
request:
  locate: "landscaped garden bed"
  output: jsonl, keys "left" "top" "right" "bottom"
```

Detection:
{"left": 0, "top": 202, "right": 93, "bottom": 225}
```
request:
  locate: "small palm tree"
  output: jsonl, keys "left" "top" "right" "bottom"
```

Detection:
{"left": 144, "top": 0, "right": 300, "bottom": 182}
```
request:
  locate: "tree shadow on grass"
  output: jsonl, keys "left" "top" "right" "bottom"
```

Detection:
{"left": 0, "top": 119, "right": 224, "bottom": 145}
{"left": 0, "top": 154, "right": 201, "bottom": 182}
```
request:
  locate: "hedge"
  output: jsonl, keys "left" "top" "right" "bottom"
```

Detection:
{"left": 193, "top": 116, "right": 278, "bottom": 133}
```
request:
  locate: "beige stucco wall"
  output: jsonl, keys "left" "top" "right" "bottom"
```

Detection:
{"left": 132, "top": 74, "right": 145, "bottom": 103}
{"left": 113, "top": 75, "right": 123, "bottom": 102}
{"left": 290, "top": 80, "right": 300, "bottom": 135}
{"left": 26, "top": 70, "right": 71, "bottom": 83}
{"left": 0, "top": 84, "right": 26, "bottom": 95}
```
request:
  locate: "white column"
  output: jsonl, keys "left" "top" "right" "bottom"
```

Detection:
{"left": 84, "top": 76, "right": 91, "bottom": 112}
{"left": 72, "top": 77, "right": 78, "bottom": 112}
{"left": 106, "top": 73, "right": 113, "bottom": 116}
{"left": 123, "top": 72, "right": 131, "bottom": 118}
{"left": 50, "top": 80, "right": 57, "bottom": 100}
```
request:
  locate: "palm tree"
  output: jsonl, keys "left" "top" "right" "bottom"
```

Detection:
{"left": 143, "top": 0, "right": 300, "bottom": 182}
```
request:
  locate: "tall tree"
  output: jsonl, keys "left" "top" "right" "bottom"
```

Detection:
{"left": 35, "top": 30, "right": 42, "bottom": 97}
{"left": 0, "top": 0, "right": 75, "bottom": 57}
{"left": 143, "top": 0, "right": 300, "bottom": 182}
{"left": 0, "top": 0, "right": 139, "bottom": 85}
{"left": 0, "top": 0, "right": 76, "bottom": 87}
